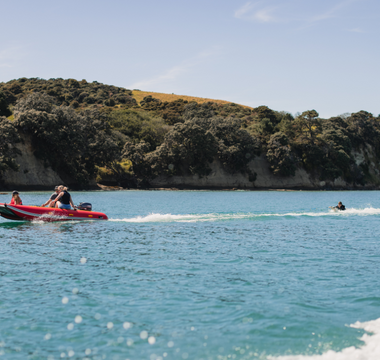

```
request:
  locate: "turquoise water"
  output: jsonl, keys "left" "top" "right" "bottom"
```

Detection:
{"left": 1, "top": 190, "right": 380, "bottom": 360}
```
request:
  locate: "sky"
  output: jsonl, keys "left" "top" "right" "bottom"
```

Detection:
{"left": 0, "top": 0, "right": 379, "bottom": 118}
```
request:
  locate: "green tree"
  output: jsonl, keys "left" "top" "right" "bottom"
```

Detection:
{"left": 209, "top": 116, "right": 260, "bottom": 174}
{"left": 123, "top": 115, "right": 260, "bottom": 184}
{"left": 182, "top": 102, "right": 214, "bottom": 121}
{"left": 294, "top": 110, "right": 321, "bottom": 145}
{"left": 13, "top": 93, "right": 119, "bottom": 187}
{"left": 140, "top": 95, "right": 162, "bottom": 110}
{"left": 254, "top": 105, "right": 278, "bottom": 124}
{"left": 266, "top": 132, "right": 297, "bottom": 176}
{"left": 0, "top": 91, "right": 11, "bottom": 117}
{"left": 149, "top": 118, "right": 218, "bottom": 177}
{"left": 108, "top": 109, "right": 169, "bottom": 150}
{"left": 157, "top": 99, "right": 188, "bottom": 125}
{"left": 0, "top": 117, "right": 20, "bottom": 178}
{"left": 346, "top": 111, "right": 378, "bottom": 148}
{"left": 68, "top": 79, "right": 80, "bottom": 88}
{"left": 122, "top": 141, "right": 152, "bottom": 185}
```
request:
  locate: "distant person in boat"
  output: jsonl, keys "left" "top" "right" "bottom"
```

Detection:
{"left": 41, "top": 186, "right": 60, "bottom": 207}
{"left": 335, "top": 202, "right": 346, "bottom": 211}
{"left": 52, "top": 186, "right": 76, "bottom": 210}
{"left": 10, "top": 191, "right": 22, "bottom": 205}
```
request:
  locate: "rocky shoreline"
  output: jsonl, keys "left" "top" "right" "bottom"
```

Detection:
{"left": 2, "top": 141, "right": 380, "bottom": 191}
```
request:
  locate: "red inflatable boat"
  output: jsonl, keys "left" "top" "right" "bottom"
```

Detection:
{"left": 0, "top": 203, "right": 108, "bottom": 222}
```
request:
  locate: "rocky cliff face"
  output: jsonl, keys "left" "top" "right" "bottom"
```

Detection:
{"left": 150, "top": 155, "right": 313, "bottom": 189}
{"left": 1, "top": 135, "right": 64, "bottom": 190}
{"left": 151, "top": 149, "right": 380, "bottom": 190}
{"left": 2, "top": 137, "right": 380, "bottom": 190}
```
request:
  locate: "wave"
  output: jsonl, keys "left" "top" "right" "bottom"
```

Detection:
{"left": 109, "top": 207, "right": 380, "bottom": 223}
{"left": 268, "top": 317, "right": 380, "bottom": 360}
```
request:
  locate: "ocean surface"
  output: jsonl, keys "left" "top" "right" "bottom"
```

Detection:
{"left": 1, "top": 190, "right": 380, "bottom": 360}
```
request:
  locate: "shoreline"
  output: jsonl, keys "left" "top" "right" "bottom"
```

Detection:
{"left": 1, "top": 185, "right": 380, "bottom": 192}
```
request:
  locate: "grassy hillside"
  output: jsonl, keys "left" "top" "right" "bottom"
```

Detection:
{"left": 132, "top": 90, "right": 252, "bottom": 109}
{"left": 0, "top": 78, "right": 252, "bottom": 113}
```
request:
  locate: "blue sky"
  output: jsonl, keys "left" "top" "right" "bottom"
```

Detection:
{"left": 0, "top": 0, "right": 379, "bottom": 118}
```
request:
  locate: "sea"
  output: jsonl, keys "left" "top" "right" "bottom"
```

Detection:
{"left": 0, "top": 190, "right": 380, "bottom": 360}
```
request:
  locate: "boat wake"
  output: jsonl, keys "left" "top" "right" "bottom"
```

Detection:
{"left": 269, "top": 317, "right": 380, "bottom": 360}
{"left": 31, "top": 214, "right": 68, "bottom": 223}
{"left": 109, "top": 207, "right": 380, "bottom": 223}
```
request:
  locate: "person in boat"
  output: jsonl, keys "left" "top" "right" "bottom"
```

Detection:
{"left": 52, "top": 186, "right": 76, "bottom": 210}
{"left": 10, "top": 191, "right": 22, "bottom": 205}
{"left": 41, "top": 186, "right": 60, "bottom": 207}
{"left": 335, "top": 201, "right": 346, "bottom": 211}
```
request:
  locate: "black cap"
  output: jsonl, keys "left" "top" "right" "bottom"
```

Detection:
{"left": 12, "top": 190, "right": 19, "bottom": 195}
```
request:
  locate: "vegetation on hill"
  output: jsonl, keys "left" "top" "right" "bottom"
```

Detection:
{"left": 131, "top": 90, "right": 250, "bottom": 108}
{"left": 0, "top": 78, "right": 136, "bottom": 110}
{"left": 1, "top": 77, "right": 379, "bottom": 189}
{"left": 10, "top": 93, "right": 119, "bottom": 187}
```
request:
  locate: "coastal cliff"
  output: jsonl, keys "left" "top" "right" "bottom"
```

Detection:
{"left": 1, "top": 135, "right": 64, "bottom": 190}
{"left": 2, "top": 136, "right": 380, "bottom": 190}
{"left": 151, "top": 149, "right": 380, "bottom": 190}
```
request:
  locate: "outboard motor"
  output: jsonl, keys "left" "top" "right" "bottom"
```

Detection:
{"left": 77, "top": 202, "right": 92, "bottom": 211}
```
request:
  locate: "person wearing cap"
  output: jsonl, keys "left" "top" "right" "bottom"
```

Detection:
{"left": 41, "top": 186, "right": 60, "bottom": 207}
{"left": 10, "top": 191, "right": 22, "bottom": 205}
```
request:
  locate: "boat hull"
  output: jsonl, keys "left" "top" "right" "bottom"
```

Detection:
{"left": 0, "top": 203, "right": 108, "bottom": 222}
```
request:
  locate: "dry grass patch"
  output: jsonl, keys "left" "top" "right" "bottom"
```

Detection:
{"left": 132, "top": 90, "right": 252, "bottom": 109}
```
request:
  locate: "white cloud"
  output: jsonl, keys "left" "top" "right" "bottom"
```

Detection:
{"left": 234, "top": 0, "right": 360, "bottom": 27}
{"left": 234, "top": 2, "right": 278, "bottom": 23}
{"left": 254, "top": 7, "right": 277, "bottom": 22}
{"left": 129, "top": 48, "right": 220, "bottom": 91}
{"left": 311, "top": 0, "right": 358, "bottom": 22}
{"left": 347, "top": 27, "right": 366, "bottom": 33}
{"left": 234, "top": 2, "right": 255, "bottom": 18}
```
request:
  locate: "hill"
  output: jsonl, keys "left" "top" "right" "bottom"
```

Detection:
{"left": 131, "top": 90, "right": 252, "bottom": 108}
{"left": 0, "top": 78, "right": 252, "bottom": 113}
{"left": 1, "top": 77, "right": 380, "bottom": 191}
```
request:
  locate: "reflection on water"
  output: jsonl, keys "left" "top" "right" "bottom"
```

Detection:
{"left": 0, "top": 221, "right": 28, "bottom": 229}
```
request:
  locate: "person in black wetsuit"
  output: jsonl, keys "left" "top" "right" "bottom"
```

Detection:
{"left": 52, "top": 186, "right": 76, "bottom": 210}
{"left": 41, "top": 186, "right": 60, "bottom": 207}
{"left": 335, "top": 201, "right": 346, "bottom": 211}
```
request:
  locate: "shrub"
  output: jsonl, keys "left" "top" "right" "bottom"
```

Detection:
{"left": 78, "top": 92, "right": 89, "bottom": 102}
{"left": 140, "top": 95, "right": 162, "bottom": 110}
{"left": 70, "top": 100, "right": 79, "bottom": 108}
{"left": 266, "top": 132, "right": 297, "bottom": 176}
{"left": 84, "top": 96, "right": 96, "bottom": 104}
{"left": 254, "top": 105, "right": 278, "bottom": 124}
{"left": 63, "top": 93, "right": 73, "bottom": 102}
{"left": 209, "top": 116, "right": 260, "bottom": 174}
{"left": 0, "top": 116, "right": 20, "bottom": 174}
{"left": 68, "top": 79, "right": 80, "bottom": 88}
{"left": 104, "top": 98, "right": 115, "bottom": 107}
{"left": 108, "top": 109, "right": 169, "bottom": 150}
{"left": 0, "top": 91, "right": 11, "bottom": 117}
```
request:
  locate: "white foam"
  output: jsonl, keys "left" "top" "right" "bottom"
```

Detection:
{"left": 338, "top": 207, "right": 380, "bottom": 215}
{"left": 268, "top": 317, "right": 380, "bottom": 360}
{"left": 109, "top": 213, "right": 230, "bottom": 223}
{"left": 31, "top": 214, "right": 68, "bottom": 223}
{"left": 109, "top": 207, "right": 380, "bottom": 223}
